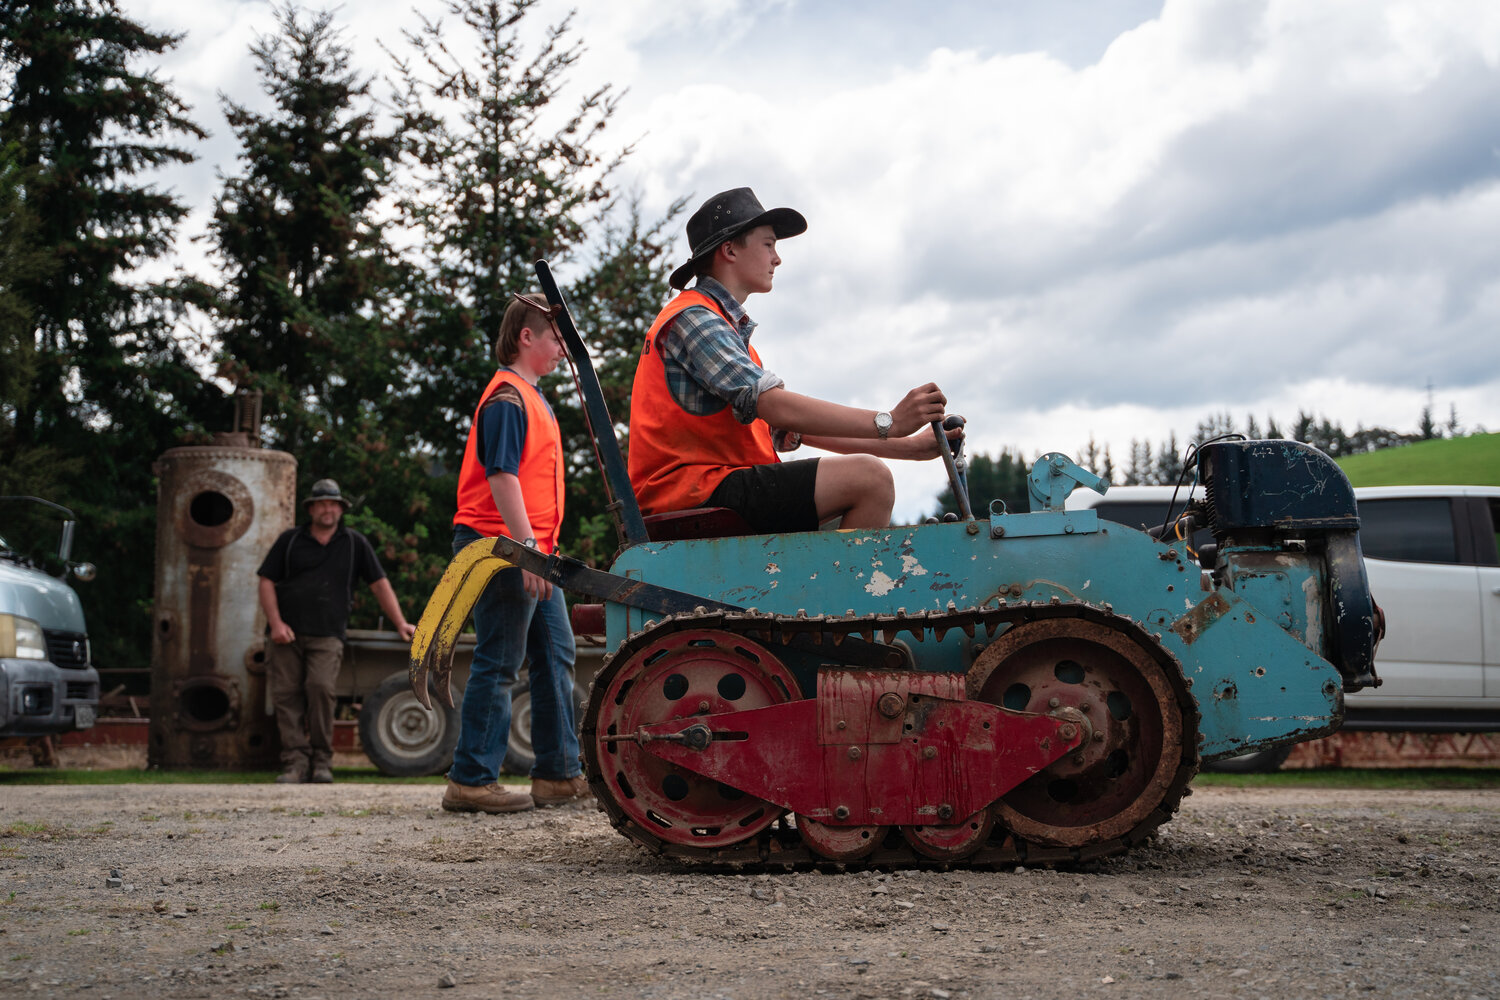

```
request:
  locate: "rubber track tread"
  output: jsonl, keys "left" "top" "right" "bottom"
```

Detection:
{"left": 582, "top": 600, "right": 1201, "bottom": 871}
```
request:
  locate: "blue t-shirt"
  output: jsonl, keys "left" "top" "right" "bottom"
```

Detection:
{"left": 474, "top": 370, "right": 556, "bottom": 477}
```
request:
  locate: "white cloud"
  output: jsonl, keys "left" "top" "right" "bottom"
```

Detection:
{"left": 112, "top": 0, "right": 1500, "bottom": 522}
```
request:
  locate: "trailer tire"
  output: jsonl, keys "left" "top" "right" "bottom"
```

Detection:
{"left": 359, "top": 672, "right": 460, "bottom": 777}
{"left": 1203, "top": 745, "right": 1293, "bottom": 774}
{"left": 500, "top": 672, "right": 587, "bottom": 776}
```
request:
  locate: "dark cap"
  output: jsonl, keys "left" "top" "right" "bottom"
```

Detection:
{"left": 668, "top": 187, "right": 807, "bottom": 290}
{"left": 302, "top": 478, "right": 351, "bottom": 509}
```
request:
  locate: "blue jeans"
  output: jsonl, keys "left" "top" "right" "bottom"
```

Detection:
{"left": 449, "top": 525, "right": 580, "bottom": 784}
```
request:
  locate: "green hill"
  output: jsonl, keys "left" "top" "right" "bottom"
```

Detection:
{"left": 1336, "top": 432, "right": 1500, "bottom": 487}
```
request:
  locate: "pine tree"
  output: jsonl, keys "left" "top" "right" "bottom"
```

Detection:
{"left": 389, "top": 0, "right": 679, "bottom": 562}
{"left": 1155, "top": 432, "right": 1184, "bottom": 485}
{"left": 933, "top": 449, "right": 1031, "bottom": 517}
{"left": 1125, "top": 439, "right": 1153, "bottom": 486}
{"left": 204, "top": 5, "right": 437, "bottom": 619}
{"left": 1079, "top": 436, "right": 1101, "bottom": 475}
{"left": 0, "top": 0, "right": 212, "bottom": 674}
{"left": 1419, "top": 404, "right": 1437, "bottom": 440}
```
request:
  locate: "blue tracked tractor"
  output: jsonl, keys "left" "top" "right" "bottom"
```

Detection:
{"left": 408, "top": 262, "right": 1382, "bottom": 868}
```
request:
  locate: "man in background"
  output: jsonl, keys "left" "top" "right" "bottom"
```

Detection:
{"left": 258, "top": 479, "right": 415, "bottom": 784}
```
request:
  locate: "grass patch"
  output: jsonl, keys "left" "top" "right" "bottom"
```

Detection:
{"left": 0, "top": 768, "right": 452, "bottom": 786}
{"left": 1195, "top": 768, "right": 1500, "bottom": 790}
{"left": 1338, "top": 432, "right": 1500, "bottom": 487}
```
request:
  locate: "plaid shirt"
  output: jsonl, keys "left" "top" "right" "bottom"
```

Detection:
{"left": 659, "top": 278, "right": 785, "bottom": 425}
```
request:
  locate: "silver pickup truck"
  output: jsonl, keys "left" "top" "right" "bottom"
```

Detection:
{"left": 0, "top": 498, "right": 100, "bottom": 740}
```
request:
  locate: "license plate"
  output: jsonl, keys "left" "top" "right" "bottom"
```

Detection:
{"left": 74, "top": 704, "right": 96, "bottom": 730}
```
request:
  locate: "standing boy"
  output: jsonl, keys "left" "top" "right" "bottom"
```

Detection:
{"left": 442, "top": 292, "right": 586, "bottom": 814}
{"left": 629, "top": 187, "right": 954, "bottom": 532}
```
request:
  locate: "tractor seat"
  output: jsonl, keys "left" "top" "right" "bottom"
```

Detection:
{"left": 642, "top": 507, "right": 753, "bottom": 542}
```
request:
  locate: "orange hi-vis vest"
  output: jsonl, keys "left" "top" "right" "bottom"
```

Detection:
{"left": 628, "top": 290, "right": 779, "bottom": 515}
{"left": 453, "top": 368, "right": 565, "bottom": 553}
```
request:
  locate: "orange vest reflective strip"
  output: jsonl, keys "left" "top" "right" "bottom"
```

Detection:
{"left": 628, "top": 290, "right": 779, "bottom": 515}
{"left": 453, "top": 369, "right": 565, "bottom": 553}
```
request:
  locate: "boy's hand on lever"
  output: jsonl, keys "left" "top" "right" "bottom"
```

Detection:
{"left": 890, "top": 383, "right": 947, "bottom": 437}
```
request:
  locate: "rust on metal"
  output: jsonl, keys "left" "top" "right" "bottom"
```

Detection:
{"left": 149, "top": 442, "right": 295, "bottom": 769}
{"left": 1170, "top": 590, "right": 1232, "bottom": 645}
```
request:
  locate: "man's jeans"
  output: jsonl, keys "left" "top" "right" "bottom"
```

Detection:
{"left": 448, "top": 525, "right": 580, "bottom": 785}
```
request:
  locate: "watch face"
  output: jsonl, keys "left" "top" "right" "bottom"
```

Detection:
{"left": 875, "top": 412, "right": 893, "bottom": 435}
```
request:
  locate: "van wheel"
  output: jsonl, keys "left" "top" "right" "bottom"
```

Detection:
{"left": 359, "top": 672, "right": 459, "bottom": 777}
{"left": 1203, "top": 745, "right": 1293, "bottom": 774}
{"left": 501, "top": 673, "right": 587, "bottom": 776}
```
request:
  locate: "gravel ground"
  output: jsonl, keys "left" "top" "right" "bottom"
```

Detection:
{"left": 1, "top": 782, "right": 1498, "bottom": 999}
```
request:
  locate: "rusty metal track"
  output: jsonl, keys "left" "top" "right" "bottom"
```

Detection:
{"left": 581, "top": 600, "right": 1201, "bottom": 871}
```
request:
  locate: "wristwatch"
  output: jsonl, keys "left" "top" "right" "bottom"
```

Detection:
{"left": 521, "top": 537, "right": 537, "bottom": 548}
{"left": 874, "top": 411, "right": 893, "bottom": 440}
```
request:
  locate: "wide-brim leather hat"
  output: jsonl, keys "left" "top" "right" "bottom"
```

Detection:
{"left": 302, "top": 478, "right": 351, "bottom": 509}
{"left": 668, "top": 187, "right": 807, "bottom": 290}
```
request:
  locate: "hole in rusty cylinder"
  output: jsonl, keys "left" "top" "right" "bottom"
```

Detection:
{"left": 661, "top": 773, "right": 690, "bottom": 801}
{"left": 688, "top": 638, "right": 715, "bottom": 647}
{"left": 179, "top": 684, "right": 232, "bottom": 727}
{"left": 613, "top": 679, "right": 635, "bottom": 706}
{"left": 1106, "top": 690, "right": 1132, "bottom": 721}
{"left": 690, "top": 826, "right": 723, "bottom": 837}
{"left": 644, "top": 810, "right": 672, "bottom": 830}
{"left": 1002, "top": 683, "right": 1031, "bottom": 711}
{"left": 1054, "top": 659, "right": 1085, "bottom": 684}
{"left": 616, "top": 771, "right": 636, "bottom": 799}
{"left": 643, "top": 649, "right": 669, "bottom": 666}
{"left": 158, "top": 618, "right": 171, "bottom": 634}
{"left": 662, "top": 673, "right": 689, "bottom": 700}
{"left": 189, "top": 490, "right": 234, "bottom": 528}
{"left": 731, "top": 645, "right": 762, "bottom": 663}
{"left": 717, "top": 673, "right": 747, "bottom": 701}
{"left": 1046, "top": 778, "right": 1079, "bottom": 803}
{"left": 1104, "top": 750, "right": 1129, "bottom": 778}
{"left": 1254, "top": 667, "right": 1266, "bottom": 677}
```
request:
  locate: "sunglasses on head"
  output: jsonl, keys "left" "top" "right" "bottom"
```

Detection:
{"left": 512, "top": 291, "right": 561, "bottom": 317}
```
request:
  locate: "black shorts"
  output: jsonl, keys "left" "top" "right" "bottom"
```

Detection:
{"left": 706, "top": 458, "right": 821, "bottom": 534}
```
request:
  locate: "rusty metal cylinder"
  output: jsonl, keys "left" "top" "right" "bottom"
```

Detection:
{"left": 148, "top": 446, "right": 296, "bottom": 768}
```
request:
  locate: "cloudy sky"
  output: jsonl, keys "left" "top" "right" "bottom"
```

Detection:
{"left": 121, "top": 0, "right": 1500, "bottom": 520}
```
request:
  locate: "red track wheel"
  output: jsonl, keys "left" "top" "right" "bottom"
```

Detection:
{"left": 588, "top": 629, "right": 799, "bottom": 850}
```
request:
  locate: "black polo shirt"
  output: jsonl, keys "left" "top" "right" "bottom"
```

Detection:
{"left": 257, "top": 525, "right": 385, "bottom": 639}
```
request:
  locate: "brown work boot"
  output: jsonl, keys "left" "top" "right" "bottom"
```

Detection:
{"left": 441, "top": 780, "right": 534, "bottom": 814}
{"left": 309, "top": 761, "right": 334, "bottom": 784}
{"left": 275, "top": 760, "right": 307, "bottom": 784}
{"left": 530, "top": 775, "right": 590, "bottom": 807}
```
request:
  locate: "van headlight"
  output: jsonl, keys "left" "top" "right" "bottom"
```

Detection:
{"left": 0, "top": 615, "right": 48, "bottom": 660}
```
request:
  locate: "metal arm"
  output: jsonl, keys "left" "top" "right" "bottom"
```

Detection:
{"left": 533, "top": 259, "right": 650, "bottom": 547}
